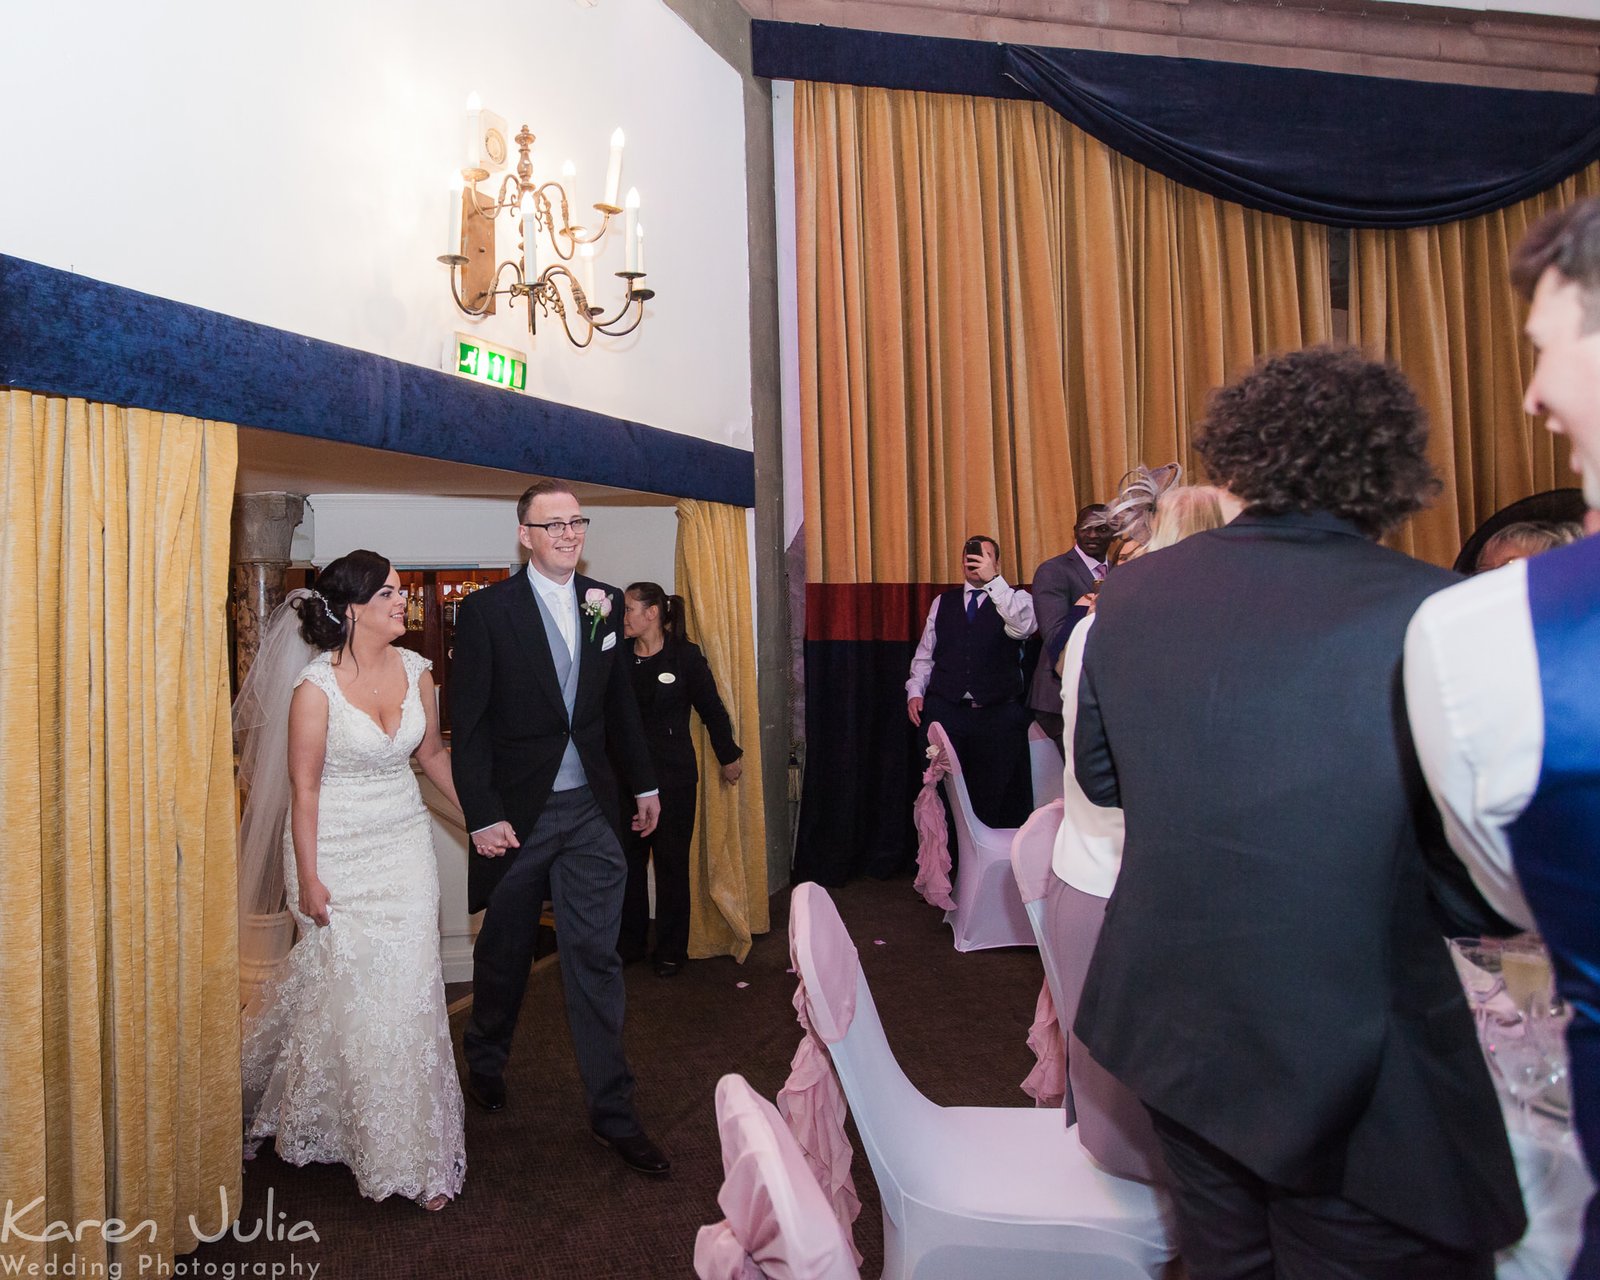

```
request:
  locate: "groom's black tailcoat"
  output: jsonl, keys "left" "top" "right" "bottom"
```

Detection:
{"left": 450, "top": 570, "right": 656, "bottom": 914}
{"left": 1072, "top": 509, "right": 1525, "bottom": 1255}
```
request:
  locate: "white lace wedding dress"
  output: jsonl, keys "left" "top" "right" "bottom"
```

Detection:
{"left": 242, "top": 647, "right": 466, "bottom": 1206}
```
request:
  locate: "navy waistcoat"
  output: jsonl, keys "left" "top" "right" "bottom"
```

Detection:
{"left": 926, "top": 585, "right": 1025, "bottom": 706}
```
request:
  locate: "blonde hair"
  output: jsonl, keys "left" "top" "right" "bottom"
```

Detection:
{"left": 1144, "top": 485, "right": 1227, "bottom": 554}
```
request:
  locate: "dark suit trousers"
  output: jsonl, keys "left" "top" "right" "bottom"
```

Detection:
{"left": 619, "top": 781, "right": 697, "bottom": 965}
{"left": 922, "top": 693, "right": 1033, "bottom": 828}
{"left": 1147, "top": 1110, "right": 1494, "bottom": 1280}
{"left": 464, "top": 785, "right": 639, "bottom": 1138}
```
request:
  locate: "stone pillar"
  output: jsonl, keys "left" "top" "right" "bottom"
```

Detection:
{"left": 232, "top": 491, "right": 307, "bottom": 1007}
{"left": 231, "top": 492, "right": 307, "bottom": 687}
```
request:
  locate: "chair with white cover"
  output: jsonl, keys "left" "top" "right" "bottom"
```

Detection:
{"left": 1010, "top": 801, "right": 1070, "bottom": 1115}
{"left": 1028, "top": 722, "right": 1064, "bottom": 808}
{"left": 791, "top": 881, "right": 1175, "bottom": 1280}
{"left": 694, "top": 1073, "right": 862, "bottom": 1280}
{"left": 1011, "top": 803, "right": 1168, "bottom": 1184}
{"left": 928, "top": 721, "right": 1034, "bottom": 952}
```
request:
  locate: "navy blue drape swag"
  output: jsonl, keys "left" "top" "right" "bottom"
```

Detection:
{"left": 752, "top": 20, "right": 1600, "bottom": 230}
{"left": 1003, "top": 46, "right": 1600, "bottom": 230}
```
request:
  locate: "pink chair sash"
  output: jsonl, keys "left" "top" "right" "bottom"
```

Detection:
{"left": 1020, "top": 976, "right": 1066, "bottom": 1108}
{"left": 1010, "top": 800, "right": 1064, "bottom": 905}
{"left": 693, "top": 1225, "right": 766, "bottom": 1280}
{"left": 778, "top": 908, "right": 863, "bottom": 1265}
{"left": 913, "top": 739, "right": 956, "bottom": 910}
{"left": 696, "top": 1074, "right": 861, "bottom": 1280}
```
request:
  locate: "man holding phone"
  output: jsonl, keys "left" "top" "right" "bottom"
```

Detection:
{"left": 906, "top": 534, "right": 1037, "bottom": 828}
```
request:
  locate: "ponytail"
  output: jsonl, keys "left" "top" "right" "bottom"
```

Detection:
{"left": 625, "top": 581, "right": 685, "bottom": 638}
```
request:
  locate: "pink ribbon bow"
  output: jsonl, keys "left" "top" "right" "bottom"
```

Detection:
{"left": 777, "top": 976, "right": 863, "bottom": 1266}
{"left": 692, "top": 1222, "right": 767, "bottom": 1280}
{"left": 913, "top": 749, "right": 955, "bottom": 910}
{"left": 1020, "top": 976, "right": 1066, "bottom": 1108}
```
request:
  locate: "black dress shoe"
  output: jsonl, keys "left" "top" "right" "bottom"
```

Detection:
{"left": 591, "top": 1128, "right": 671, "bottom": 1176}
{"left": 653, "top": 958, "right": 683, "bottom": 978}
{"left": 466, "top": 1072, "right": 506, "bottom": 1112}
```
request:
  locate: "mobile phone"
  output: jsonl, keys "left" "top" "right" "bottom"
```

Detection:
{"left": 963, "top": 537, "right": 984, "bottom": 560}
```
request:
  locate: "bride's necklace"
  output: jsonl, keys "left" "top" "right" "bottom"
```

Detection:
{"left": 338, "top": 647, "right": 396, "bottom": 696}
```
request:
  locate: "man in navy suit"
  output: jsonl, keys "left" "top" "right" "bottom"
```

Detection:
{"left": 907, "top": 535, "right": 1036, "bottom": 828}
{"left": 450, "top": 478, "right": 669, "bottom": 1176}
{"left": 1026, "top": 504, "right": 1110, "bottom": 746}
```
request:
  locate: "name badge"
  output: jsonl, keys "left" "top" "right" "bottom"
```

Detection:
{"left": 658, "top": 672, "right": 677, "bottom": 684}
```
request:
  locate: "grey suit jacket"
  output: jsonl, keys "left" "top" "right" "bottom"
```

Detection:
{"left": 1026, "top": 547, "right": 1098, "bottom": 715}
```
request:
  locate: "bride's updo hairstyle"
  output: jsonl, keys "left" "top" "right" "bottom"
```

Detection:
{"left": 294, "top": 549, "right": 392, "bottom": 651}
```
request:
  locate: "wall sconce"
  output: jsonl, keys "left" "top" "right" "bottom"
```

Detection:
{"left": 438, "top": 96, "right": 653, "bottom": 347}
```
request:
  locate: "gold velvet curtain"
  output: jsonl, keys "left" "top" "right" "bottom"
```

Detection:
{"left": 1350, "top": 163, "right": 1600, "bottom": 566}
{"left": 673, "top": 500, "right": 768, "bottom": 961}
{"left": 795, "top": 81, "right": 1331, "bottom": 587}
{"left": 0, "top": 392, "right": 241, "bottom": 1269}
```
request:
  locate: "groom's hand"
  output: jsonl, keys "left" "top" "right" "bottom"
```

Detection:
{"left": 472, "top": 821, "right": 520, "bottom": 857}
{"left": 632, "top": 795, "right": 661, "bottom": 838}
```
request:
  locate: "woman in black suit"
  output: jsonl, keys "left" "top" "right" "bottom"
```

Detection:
{"left": 616, "top": 582, "right": 742, "bottom": 976}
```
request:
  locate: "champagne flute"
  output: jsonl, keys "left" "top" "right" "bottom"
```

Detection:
{"left": 1449, "top": 937, "right": 1504, "bottom": 1038}
{"left": 1487, "top": 995, "right": 1570, "bottom": 1134}
{"left": 1501, "top": 935, "right": 1554, "bottom": 1011}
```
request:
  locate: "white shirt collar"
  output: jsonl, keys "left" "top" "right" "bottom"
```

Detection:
{"left": 1073, "top": 545, "right": 1104, "bottom": 575}
{"left": 527, "top": 562, "right": 575, "bottom": 603}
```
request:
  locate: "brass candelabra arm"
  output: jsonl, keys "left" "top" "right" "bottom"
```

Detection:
{"left": 533, "top": 183, "right": 578, "bottom": 262}
{"left": 461, "top": 171, "right": 526, "bottom": 222}
{"left": 555, "top": 203, "right": 620, "bottom": 250}
{"left": 588, "top": 273, "right": 654, "bottom": 338}
{"left": 447, "top": 256, "right": 526, "bottom": 315}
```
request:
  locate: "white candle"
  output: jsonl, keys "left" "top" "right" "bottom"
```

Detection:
{"left": 624, "top": 187, "right": 640, "bottom": 272}
{"left": 465, "top": 91, "right": 483, "bottom": 170}
{"left": 579, "top": 243, "right": 596, "bottom": 304}
{"left": 521, "top": 193, "right": 539, "bottom": 280}
{"left": 604, "top": 128, "right": 625, "bottom": 206}
{"left": 634, "top": 223, "right": 645, "bottom": 277}
{"left": 448, "top": 171, "right": 464, "bottom": 256}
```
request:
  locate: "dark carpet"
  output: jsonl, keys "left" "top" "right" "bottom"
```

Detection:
{"left": 195, "top": 874, "right": 1046, "bottom": 1278}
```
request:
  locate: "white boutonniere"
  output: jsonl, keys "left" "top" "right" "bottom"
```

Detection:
{"left": 581, "top": 588, "right": 612, "bottom": 642}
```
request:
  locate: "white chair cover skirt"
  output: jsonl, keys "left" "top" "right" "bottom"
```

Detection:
{"left": 1027, "top": 721, "right": 1065, "bottom": 808}
{"left": 790, "top": 883, "right": 1175, "bottom": 1280}
{"left": 926, "top": 722, "right": 1034, "bottom": 952}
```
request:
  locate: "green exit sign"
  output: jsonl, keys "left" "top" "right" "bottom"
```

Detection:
{"left": 452, "top": 334, "right": 527, "bottom": 392}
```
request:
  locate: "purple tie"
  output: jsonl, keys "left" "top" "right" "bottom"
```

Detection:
{"left": 966, "top": 589, "right": 980, "bottom": 621}
{"left": 1092, "top": 562, "right": 1107, "bottom": 581}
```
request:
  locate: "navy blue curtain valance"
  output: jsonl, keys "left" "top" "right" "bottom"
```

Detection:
{"left": 0, "top": 254, "right": 755, "bottom": 507}
{"left": 752, "top": 19, "right": 1600, "bottom": 229}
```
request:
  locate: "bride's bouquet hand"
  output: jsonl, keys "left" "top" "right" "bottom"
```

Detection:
{"left": 300, "top": 877, "right": 334, "bottom": 927}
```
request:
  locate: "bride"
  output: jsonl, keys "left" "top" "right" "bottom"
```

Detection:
{"left": 236, "top": 549, "right": 466, "bottom": 1210}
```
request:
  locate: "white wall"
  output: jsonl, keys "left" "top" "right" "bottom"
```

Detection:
{"left": 301, "top": 493, "right": 678, "bottom": 590}
{"left": 0, "top": 0, "right": 752, "bottom": 451}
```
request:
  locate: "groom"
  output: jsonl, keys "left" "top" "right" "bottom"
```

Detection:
{"left": 451, "top": 478, "right": 668, "bottom": 1175}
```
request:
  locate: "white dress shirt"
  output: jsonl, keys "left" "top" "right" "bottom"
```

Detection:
{"left": 1403, "top": 560, "right": 1541, "bottom": 930}
{"left": 905, "top": 575, "right": 1038, "bottom": 700}
{"left": 1052, "top": 614, "right": 1125, "bottom": 896}
{"left": 1073, "top": 544, "right": 1107, "bottom": 582}
{"left": 528, "top": 562, "right": 578, "bottom": 656}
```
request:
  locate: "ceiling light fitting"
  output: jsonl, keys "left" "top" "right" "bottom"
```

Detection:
{"left": 438, "top": 96, "right": 652, "bottom": 347}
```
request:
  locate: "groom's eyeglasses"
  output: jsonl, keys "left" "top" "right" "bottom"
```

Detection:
{"left": 521, "top": 517, "right": 592, "bottom": 535}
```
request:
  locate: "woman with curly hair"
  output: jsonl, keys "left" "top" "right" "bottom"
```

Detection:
{"left": 1069, "top": 346, "right": 1525, "bottom": 1275}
